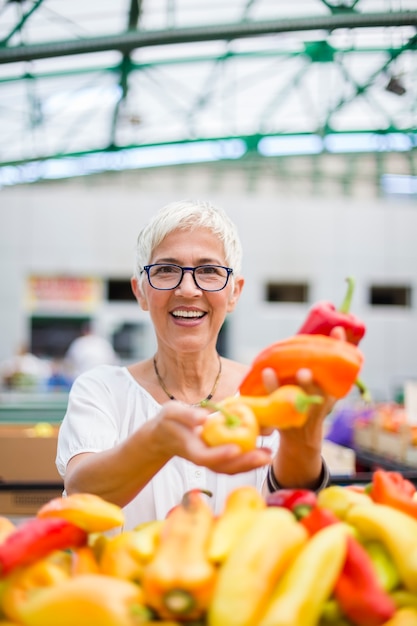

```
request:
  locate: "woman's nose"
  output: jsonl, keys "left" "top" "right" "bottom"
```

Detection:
{"left": 175, "top": 270, "right": 201, "bottom": 293}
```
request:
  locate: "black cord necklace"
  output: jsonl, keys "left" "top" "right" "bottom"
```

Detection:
{"left": 153, "top": 354, "right": 222, "bottom": 406}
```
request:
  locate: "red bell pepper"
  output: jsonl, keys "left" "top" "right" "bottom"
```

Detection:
{"left": 266, "top": 488, "right": 317, "bottom": 519}
{"left": 368, "top": 469, "right": 417, "bottom": 519}
{"left": 300, "top": 506, "right": 396, "bottom": 626}
{"left": 335, "top": 535, "right": 396, "bottom": 626}
{"left": 0, "top": 517, "right": 87, "bottom": 577}
{"left": 297, "top": 276, "right": 366, "bottom": 346}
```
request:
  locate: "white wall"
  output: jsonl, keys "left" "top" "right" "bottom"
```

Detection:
{"left": 1, "top": 165, "right": 416, "bottom": 401}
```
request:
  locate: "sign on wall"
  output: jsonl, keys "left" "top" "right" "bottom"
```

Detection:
{"left": 26, "top": 276, "right": 104, "bottom": 312}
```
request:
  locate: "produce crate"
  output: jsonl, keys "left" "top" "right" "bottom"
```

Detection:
{"left": 0, "top": 424, "right": 63, "bottom": 515}
{"left": 353, "top": 418, "right": 377, "bottom": 453}
{"left": 353, "top": 403, "right": 417, "bottom": 467}
{"left": 0, "top": 484, "right": 63, "bottom": 517}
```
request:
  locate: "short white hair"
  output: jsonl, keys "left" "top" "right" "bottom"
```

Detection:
{"left": 134, "top": 199, "right": 243, "bottom": 281}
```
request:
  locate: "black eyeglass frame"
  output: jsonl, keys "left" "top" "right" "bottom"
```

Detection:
{"left": 141, "top": 263, "right": 234, "bottom": 292}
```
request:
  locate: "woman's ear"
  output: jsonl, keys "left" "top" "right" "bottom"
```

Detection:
{"left": 131, "top": 276, "right": 149, "bottom": 311}
{"left": 227, "top": 276, "right": 244, "bottom": 312}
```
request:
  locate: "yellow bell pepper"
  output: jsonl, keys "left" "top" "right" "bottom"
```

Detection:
{"left": 200, "top": 399, "right": 260, "bottom": 452}
{"left": 132, "top": 520, "right": 164, "bottom": 562}
{"left": 1, "top": 554, "right": 69, "bottom": 623}
{"left": 208, "top": 507, "right": 308, "bottom": 626}
{"left": 380, "top": 607, "right": 417, "bottom": 625}
{"left": 207, "top": 486, "right": 265, "bottom": 564}
{"left": 17, "top": 574, "right": 147, "bottom": 626}
{"left": 346, "top": 504, "right": 417, "bottom": 593}
{"left": 37, "top": 493, "right": 124, "bottom": 532}
{"left": 99, "top": 530, "right": 148, "bottom": 583}
{"left": 258, "top": 523, "right": 348, "bottom": 626}
{"left": 317, "top": 484, "right": 374, "bottom": 520}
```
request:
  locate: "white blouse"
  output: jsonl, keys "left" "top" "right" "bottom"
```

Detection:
{"left": 56, "top": 365, "right": 279, "bottom": 530}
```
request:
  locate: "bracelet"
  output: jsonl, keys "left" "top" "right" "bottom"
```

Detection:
{"left": 266, "top": 458, "right": 330, "bottom": 493}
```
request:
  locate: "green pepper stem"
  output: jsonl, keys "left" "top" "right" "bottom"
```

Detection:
{"left": 339, "top": 276, "right": 355, "bottom": 314}
{"left": 294, "top": 393, "right": 323, "bottom": 413}
{"left": 200, "top": 399, "right": 241, "bottom": 428}
{"left": 355, "top": 378, "right": 372, "bottom": 403}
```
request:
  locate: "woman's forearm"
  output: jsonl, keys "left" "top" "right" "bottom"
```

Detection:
{"left": 64, "top": 420, "right": 169, "bottom": 507}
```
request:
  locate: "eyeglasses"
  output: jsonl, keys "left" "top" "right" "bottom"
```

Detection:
{"left": 142, "top": 263, "right": 233, "bottom": 291}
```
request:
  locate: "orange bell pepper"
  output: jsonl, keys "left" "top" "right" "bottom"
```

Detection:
{"left": 37, "top": 493, "right": 124, "bottom": 532}
{"left": 369, "top": 470, "right": 417, "bottom": 520}
{"left": 200, "top": 399, "right": 259, "bottom": 451}
{"left": 234, "top": 384, "right": 323, "bottom": 429}
{"left": 239, "top": 334, "right": 364, "bottom": 399}
{"left": 142, "top": 489, "right": 216, "bottom": 621}
{"left": 71, "top": 546, "right": 100, "bottom": 576}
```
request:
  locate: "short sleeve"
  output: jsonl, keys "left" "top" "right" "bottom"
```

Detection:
{"left": 56, "top": 367, "right": 121, "bottom": 477}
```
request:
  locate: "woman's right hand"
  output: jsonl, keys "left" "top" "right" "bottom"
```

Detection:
{"left": 151, "top": 401, "right": 272, "bottom": 475}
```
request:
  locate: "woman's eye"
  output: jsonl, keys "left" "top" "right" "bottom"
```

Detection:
{"left": 157, "top": 265, "right": 176, "bottom": 274}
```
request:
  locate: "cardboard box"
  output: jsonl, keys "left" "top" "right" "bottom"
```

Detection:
{"left": 0, "top": 424, "right": 63, "bottom": 515}
{"left": 0, "top": 488, "right": 64, "bottom": 517}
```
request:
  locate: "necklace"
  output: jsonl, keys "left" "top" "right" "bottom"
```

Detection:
{"left": 153, "top": 354, "right": 222, "bottom": 406}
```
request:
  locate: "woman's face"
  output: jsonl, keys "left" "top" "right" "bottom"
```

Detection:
{"left": 132, "top": 227, "right": 244, "bottom": 354}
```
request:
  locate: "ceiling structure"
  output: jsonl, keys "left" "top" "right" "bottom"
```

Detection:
{"left": 0, "top": 0, "right": 416, "bottom": 190}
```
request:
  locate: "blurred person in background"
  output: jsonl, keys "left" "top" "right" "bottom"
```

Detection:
{"left": 0, "top": 344, "right": 51, "bottom": 391}
{"left": 64, "top": 322, "right": 119, "bottom": 380}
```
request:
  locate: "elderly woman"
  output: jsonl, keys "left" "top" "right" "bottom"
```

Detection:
{"left": 56, "top": 200, "right": 332, "bottom": 529}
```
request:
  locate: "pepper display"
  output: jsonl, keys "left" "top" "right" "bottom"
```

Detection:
{"left": 200, "top": 399, "right": 259, "bottom": 452}
{"left": 346, "top": 503, "right": 417, "bottom": 594}
{"left": 142, "top": 489, "right": 217, "bottom": 621}
{"left": 208, "top": 507, "right": 308, "bottom": 626}
{"left": 231, "top": 385, "right": 323, "bottom": 429}
{"left": 257, "top": 524, "right": 348, "bottom": 626}
{"left": 297, "top": 276, "right": 366, "bottom": 345}
{"left": 239, "top": 334, "right": 364, "bottom": 399}
{"left": 0, "top": 518, "right": 87, "bottom": 577}
{"left": 277, "top": 491, "right": 396, "bottom": 626}
{"left": 368, "top": 469, "right": 417, "bottom": 520}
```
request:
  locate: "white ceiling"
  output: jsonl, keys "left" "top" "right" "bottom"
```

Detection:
{"left": 0, "top": 0, "right": 416, "bottom": 186}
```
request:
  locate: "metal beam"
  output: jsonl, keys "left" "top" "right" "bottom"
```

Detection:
{"left": 0, "top": 11, "right": 416, "bottom": 64}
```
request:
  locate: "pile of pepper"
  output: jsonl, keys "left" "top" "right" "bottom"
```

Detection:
{"left": 1, "top": 472, "right": 417, "bottom": 625}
